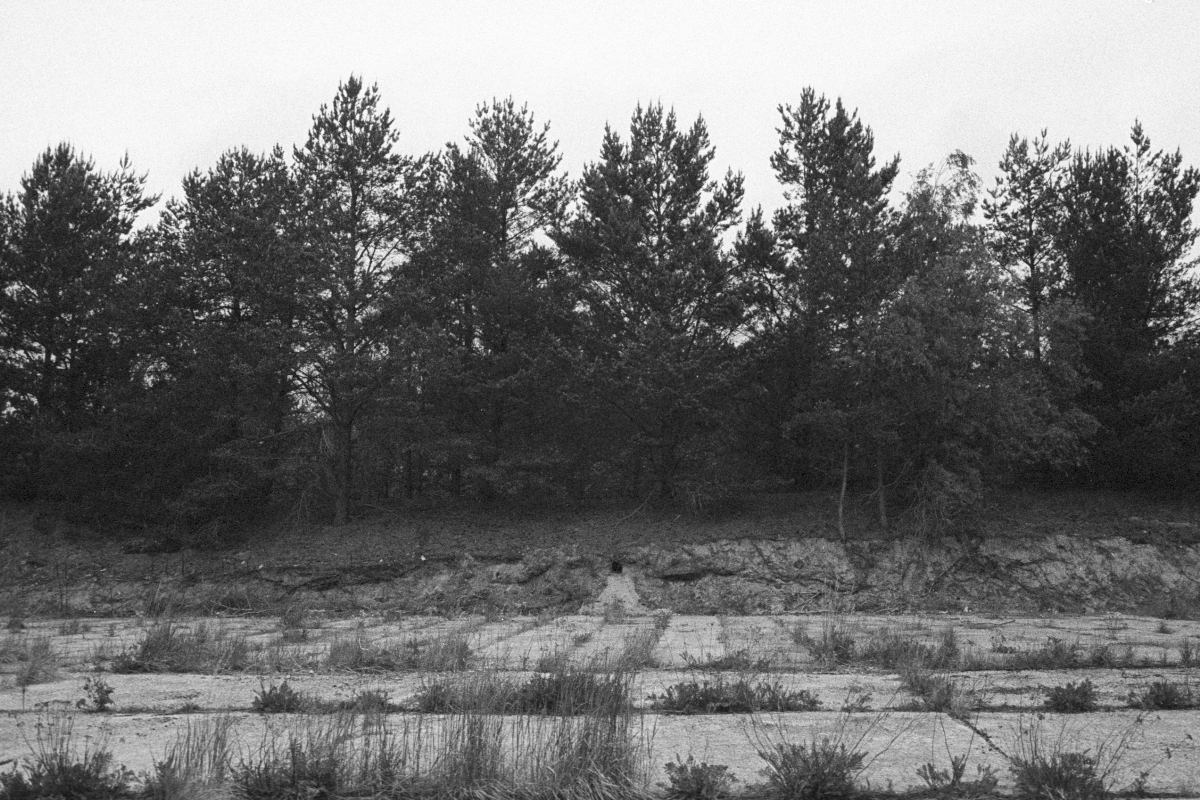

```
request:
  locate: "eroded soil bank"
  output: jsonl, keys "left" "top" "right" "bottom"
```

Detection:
{"left": 4, "top": 523, "right": 1199, "bottom": 618}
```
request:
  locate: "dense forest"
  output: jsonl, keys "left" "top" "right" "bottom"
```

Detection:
{"left": 2, "top": 78, "right": 1197, "bottom": 536}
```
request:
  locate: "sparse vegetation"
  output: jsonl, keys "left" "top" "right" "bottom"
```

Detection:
{"left": 111, "top": 621, "right": 248, "bottom": 673}
{"left": 323, "top": 631, "right": 472, "bottom": 672}
{"left": 651, "top": 677, "right": 820, "bottom": 714}
{"left": 683, "top": 648, "right": 771, "bottom": 672}
{"left": 416, "top": 667, "right": 633, "bottom": 715}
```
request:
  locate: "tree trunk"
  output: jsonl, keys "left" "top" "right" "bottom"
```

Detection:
{"left": 876, "top": 444, "right": 888, "bottom": 532}
{"left": 837, "top": 442, "right": 848, "bottom": 542}
{"left": 333, "top": 420, "right": 353, "bottom": 526}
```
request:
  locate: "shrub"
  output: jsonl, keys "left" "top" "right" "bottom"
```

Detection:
{"left": 662, "top": 756, "right": 737, "bottom": 800}
{"left": 252, "top": 679, "right": 307, "bottom": 713}
{"left": 1128, "top": 680, "right": 1195, "bottom": 710}
{"left": 1044, "top": 680, "right": 1098, "bottom": 713}
{"left": 652, "top": 678, "right": 820, "bottom": 714}
{"left": 758, "top": 739, "right": 864, "bottom": 800}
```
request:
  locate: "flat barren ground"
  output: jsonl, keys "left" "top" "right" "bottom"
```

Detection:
{"left": 2, "top": 493, "right": 1200, "bottom": 798}
{"left": 2, "top": 608, "right": 1199, "bottom": 797}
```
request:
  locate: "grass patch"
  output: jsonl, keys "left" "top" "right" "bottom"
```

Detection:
{"left": 416, "top": 667, "right": 633, "bottom": 715}
{"left": 323, "top": 630, "right": 472, "bottom": 672}
{"left": 858, "top": 627, "right": 961, "bottom": 671}
{"left": 683, "top": 648, "right": 771, "bottom": 672}
{"left": 651, "top": 676, "right": 820, "bottom": 714}
{"left": 792, "top": 621, "right": 855, "bottom": 668}
{"left": 1004, "top": 638, "right": 1082, "bottom": 670}
{"left": 111, "top": 621, "right": 248, "bottom": 673}
{"left": 1044, "top": 680, "right": 1099, "bottom": 713}
{"left": 900, "top": 665, "right": 976, "bottom": 717}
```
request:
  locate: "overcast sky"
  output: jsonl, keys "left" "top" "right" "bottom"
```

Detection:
{"left": 2, "top": 0, "right": 1198, "bottom": 223}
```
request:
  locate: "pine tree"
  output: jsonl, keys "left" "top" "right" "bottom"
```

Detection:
{"left": 556, "top": 103, "right": 747, "bottom": 500}
{"left": 292, "top": 77, "right": 432, "bottom": 524}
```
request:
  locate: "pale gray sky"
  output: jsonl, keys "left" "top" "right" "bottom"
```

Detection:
{"left": 2, "top": 0, "right": 1198, "bottom": 221}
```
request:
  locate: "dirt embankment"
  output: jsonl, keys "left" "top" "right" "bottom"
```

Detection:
{"left": 4, "top": 520, "right": 1200, "bottom": 618}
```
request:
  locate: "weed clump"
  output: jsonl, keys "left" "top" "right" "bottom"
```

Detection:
{"left": 794, "top": 623, "right": 855, "bottom": 668}
{"left": 652, "top": 677, "right": 820, "bottom": 714}
{"left": 662, "top": 756, "right": 737, "bottom": 800}
{"left": 901, "top": 666, "right": 975, "bottom": 717}
{"left": 1044, "top": 680, "right": 1099, "bottom": 713}
{"left": 1011, "top": 750, "right": 1106, "bottom": 800}
{"left": 1128, "top": 679, "right": 1196, "bottom": 710}
{"left": 77, "top": 676, "right": 115, "bottom": 712}
{"left": 252, "top": 679, "right": 307, "bottom": 713}
{"left": 758, "top": 739, "right": 864, "bottom": 800}
{"left": 917, "top": 755, "right": 999, "bottom": 797}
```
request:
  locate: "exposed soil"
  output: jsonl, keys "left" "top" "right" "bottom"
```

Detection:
{"left": 2, "top": 490, "right": 1199, "bottom": 620}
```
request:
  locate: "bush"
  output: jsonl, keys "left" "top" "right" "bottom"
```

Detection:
{"left": 758, "top": 739, "right": 864, "bottom": 800}
{"left": 917, "top": 755, "right": 999, "bottom": 797}
{"left": 1044, "top": 680, "right": 1098, "bottom": 713}
{"left": 662, "top": 756, "right": 737, "bottom": 800}
{"left": 1128, "top": 679, "right": 1195, "bottom": 710}
{"left": 652, "top": 678, "right": 820, "bottom": 714}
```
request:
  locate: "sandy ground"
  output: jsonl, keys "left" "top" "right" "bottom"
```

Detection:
{"left": 2, "top": 608, "right": 1200, "bottom": 794}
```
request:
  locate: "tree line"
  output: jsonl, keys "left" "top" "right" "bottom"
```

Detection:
{"left": 2, "top": 77, "right": 1197, "bottom": 534}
